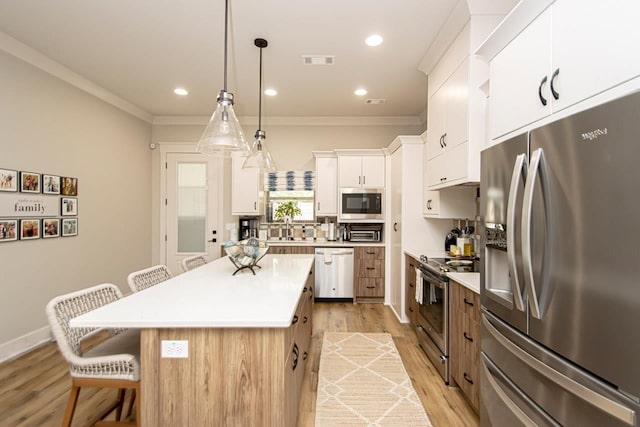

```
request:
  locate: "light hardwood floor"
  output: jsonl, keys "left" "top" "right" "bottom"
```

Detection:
{"left": 0, "top": 302, "right": 479, "bottom": 427}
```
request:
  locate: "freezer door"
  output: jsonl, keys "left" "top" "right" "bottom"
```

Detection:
{"left": 526, "top": 90, "right": 640, "bottom": 398}
{"left": 482, "top": 311, "right": 639, "bottom": 427}
{"left": 480, "top": 134, "right": 528, "bottom": 333}
{"left": 480, "top": 353, "right": 560, "bottom": 427}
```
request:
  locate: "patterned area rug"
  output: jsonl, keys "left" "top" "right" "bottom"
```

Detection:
{"left": 315, "top": 332, "right": 432, "bottom": 426}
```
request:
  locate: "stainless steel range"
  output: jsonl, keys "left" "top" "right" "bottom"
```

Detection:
{"left": 415, "top": 255, "right": 479, "bottom": 384}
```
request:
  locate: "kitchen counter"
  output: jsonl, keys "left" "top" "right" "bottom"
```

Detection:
{"left": 265, "top": 239, "right": 384, "bottom": 247}
{"left": 403, "top": 249, "right": 449, "bottom": 261}
{"left": 71, "top": 254, "right": 314, "bottom": 328}
{"left": 71, "top": 254, "right": 315, "bottom": 426}
{"left": 447, "top": 272, "right": 480, "bottom": 294}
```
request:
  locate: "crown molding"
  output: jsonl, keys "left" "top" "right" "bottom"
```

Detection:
{"left": 0, "top": 31, "right": 153, "bottom": 123}
{"left": 153, "top": 115, "right": 423, "bottom": 126}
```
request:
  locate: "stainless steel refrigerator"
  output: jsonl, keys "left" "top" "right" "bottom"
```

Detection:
{"left": 480, "top": 91, "right": 640, "bottom": 426}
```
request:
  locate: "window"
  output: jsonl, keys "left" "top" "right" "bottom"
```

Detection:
{"left": 267, "top": 191, "right": 315, "bottom": 222}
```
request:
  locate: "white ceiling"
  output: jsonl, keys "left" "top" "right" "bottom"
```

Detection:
{"left": 0, "top": 0, "right": 462, "bottom": 120}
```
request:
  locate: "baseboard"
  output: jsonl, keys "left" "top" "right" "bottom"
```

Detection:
{"left": 0, "top": 326, "right": 52, "bottom": 363}
{"left": 388, "top": 303, "right": 410, "bottom": 324}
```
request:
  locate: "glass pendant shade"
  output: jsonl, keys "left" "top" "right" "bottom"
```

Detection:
{"left": 243, "top": 131, "right": 276, "bottom": 170}
{"left": 197, "top": 91, "right": 250, "bottom": 156}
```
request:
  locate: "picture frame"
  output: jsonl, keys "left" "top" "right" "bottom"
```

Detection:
{"left": 0, "top": 169, "right": 18, "bottom": 192}
{"left": 43, "top": 218, "right": 60, "bottom": 238}
{"left": 61, "top": 177, "right": 78, "bottom": 196}
{"left": 20, "top": 171, "right": 40, "bottom": 193}
{"left": 42, "top": 174, "right": 61, "bottom": 195}
{"left": 61, "top": 197, "right": 78, "bottom": 216}
{"left": 20, "top": 219, "right": 40, "bottom": 240}
{"left": 62, "top": 218, "right": 78, "bottom": 237}
{"left": 0, "top": 219, "right": 18, "bottom": 242}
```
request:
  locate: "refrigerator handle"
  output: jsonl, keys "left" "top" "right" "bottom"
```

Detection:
{"left": 507, "top": 153, "right": 527, "bottom": 311}
{"left": 522, "top": 148, "right": 546, "bottom": 319}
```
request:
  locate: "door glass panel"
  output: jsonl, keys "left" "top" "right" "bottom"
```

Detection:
{"left": 177, "top": 163, "right": 206, "bottom": 253}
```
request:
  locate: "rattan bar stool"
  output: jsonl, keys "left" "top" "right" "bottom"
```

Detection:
{"left": 46, "top": 283, "right": 140, "bottom": 427}
{"left": 126, "top": 264, "right": 172, "bottom": 293}
{"left": 181, "top": 255, "right": 207, "bottom": 273}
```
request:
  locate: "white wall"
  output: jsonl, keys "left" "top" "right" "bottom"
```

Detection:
{"left": 0, "top": 51, "right": 152, "bottom": 360}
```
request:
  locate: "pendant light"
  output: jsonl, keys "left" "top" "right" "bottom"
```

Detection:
{"left": 242, "top": 38, "right": 276, "bottom": 170}
{"left": 196, "top": 0, "right": 250, "bottom": 156}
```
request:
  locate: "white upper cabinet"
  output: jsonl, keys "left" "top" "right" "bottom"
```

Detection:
{"left": 489, "top": 9, "right": 552, "bottom": 139}
{"left": 425, "top": 16, "right": 501, "bottom": 190}
{"left": 231, "top": 152, "right": 263, "bottom": 216}
{"left": 487, "top": 0, "right": 640, "bottom": 140}
{"left": 337, "top": 153, "right": 385, "bottom": 188}
{"left": 314, "top": 152, "right": 338, "bottom": 216}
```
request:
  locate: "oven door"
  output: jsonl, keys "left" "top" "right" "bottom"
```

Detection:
{"left": 417, "top": 269, "right": 448, "bottom": 354}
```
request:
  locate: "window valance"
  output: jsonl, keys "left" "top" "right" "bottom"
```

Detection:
{"left": 264, "top": 171, "right": 315, "bottom": 191}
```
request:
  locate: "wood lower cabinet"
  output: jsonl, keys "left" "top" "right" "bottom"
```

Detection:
{"left": 354, "top": 246, "right": 385, "bottom": 302}
{"left": 449, "top": 279, "right": 480, "bottom": 413}
{"left": 141, "top": 272, "right": 314, "bottom": 427}
{"left": 404, "top": 255, "right": 418, "bottom": 325}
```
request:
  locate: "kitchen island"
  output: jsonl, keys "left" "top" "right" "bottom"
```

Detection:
{"left": 71, "top": 254, "right": 315, "bottom": 427}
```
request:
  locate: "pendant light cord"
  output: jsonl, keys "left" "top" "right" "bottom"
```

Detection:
{"left": 258, "top": 45, "right": 263, "bottom": 131}
{"left": 223, "top": 0, "right": 229, "bottom": 91}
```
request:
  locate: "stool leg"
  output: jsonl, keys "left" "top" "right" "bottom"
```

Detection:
{"left": 115, "top": 388, "right": 126, "bottom": 420}
{"left": 126, "top": 388, "right": 136, "bottom": 418}
{"left": 62, "top": 383, "right": 81, "bottom": 427}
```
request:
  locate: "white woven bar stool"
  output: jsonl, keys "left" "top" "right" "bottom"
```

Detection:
{"left": 126, "top": 264, "right": 172, "bottom": 293}
{"left": 46, "top": 283, "right": 140, "bottom": 427}
{"left": 181, "top": 255, "right": 207, "bottom": 273}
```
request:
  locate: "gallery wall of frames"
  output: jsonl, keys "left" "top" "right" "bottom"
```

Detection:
{"left": 0, "top": 168, "right": 78, "bottom": 242}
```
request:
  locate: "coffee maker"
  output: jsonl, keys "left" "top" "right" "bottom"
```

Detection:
{"left": 239, "top": 217, "right": 259, "bottom": 240}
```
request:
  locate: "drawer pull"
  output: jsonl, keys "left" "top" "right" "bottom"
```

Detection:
{"left": 463, "top": 298, "right": 474, "bottom": 307}
{"left": 292, "top": 343, "right": 299, "bottom": 371}
{"left": 303, "top": 351, "right": 308, "bottom": 361}
{"left": 366, "top": 267, "right": 376, "bottom": 270}
{"left": 303, "top": 316, "right": 308, "bottom": 324}
{"left": 464, "top": 372, "right": 474, "bottom": 384}
{"left": 409, "top": 307, "right": 414, "bottom": 312}
{"left": 292, "top": 315, "right": 299, "bottom": 324}
{"left": 409, "top": 283, "right": 414, "bottom": 288}
{"left": 366, "top": 286, "right": 376, "bottom": 289}
{"left": 303, "top": 287, "right": 308, "bottom": 293}
{"left": 464, "top": 332, "right": 474, "bottom": 342}
{"left": 366, "top": 250, "right": 375, "bottom": 254}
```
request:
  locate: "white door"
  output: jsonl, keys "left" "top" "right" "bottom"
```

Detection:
{"left": 165, "top": 153, "right": 222, "bottom": 274}
{"left": 360, "top": 156, "right": 385, "bottom": 188}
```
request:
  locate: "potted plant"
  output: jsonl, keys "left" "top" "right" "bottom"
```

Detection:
{"left": 273, "top": 201, "right": 301, "bottom": 222}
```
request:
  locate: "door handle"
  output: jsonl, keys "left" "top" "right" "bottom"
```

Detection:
{"left": 442, "top": 132, "right": 447, "bottom": 147}
{"left": 439, "top": 135, "right": 444, "bottom": 148}
{"left": 506, "top": 153, "right": 527, "bottom": 311}
{"left": 550, "top": 68, "right": 560, "bottom": 100}
{"left": 538, "top": 75, "right": 548, "bottom": 106}
{"left": 317, "top": 202, "right": 320, "bottom": 211}
{"left": 393, "top": 222, "right": 398, "bottom": 232}
{"left": 522, "top": 148, "right": 550, "bottom": 320}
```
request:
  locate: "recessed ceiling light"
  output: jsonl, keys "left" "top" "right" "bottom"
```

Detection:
{"left": 264, "top": 88, "right": 278, "bottom": 96}
{"left": 174, "top": 88, "right": 189, "bottom": 96}
{"left": 355, "top": 88, "right": 368, "bottom": 96}
{"left": 365, "top": 34, "right": 383, "bottom": 47}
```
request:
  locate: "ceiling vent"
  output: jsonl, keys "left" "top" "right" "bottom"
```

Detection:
{"left": 366, "top": 99, "right": 386, "bottom": 104}
{"left": 302, "top": 55, "right": 335, "bottom": 65}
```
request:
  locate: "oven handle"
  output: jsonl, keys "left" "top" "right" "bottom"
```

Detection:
{"left": 419, "top": 268, "right": 447, "bottom": 288}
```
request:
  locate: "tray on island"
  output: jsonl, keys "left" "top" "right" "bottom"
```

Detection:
{"left": 224, "top": 238, "right": 269, "bottom": 275}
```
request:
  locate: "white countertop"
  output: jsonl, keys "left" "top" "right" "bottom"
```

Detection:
{"left": 71, "top": 254, "right": 314, "bottom": 329}
{"left": 447, "top": 272, "right": 480, "bottom": 294}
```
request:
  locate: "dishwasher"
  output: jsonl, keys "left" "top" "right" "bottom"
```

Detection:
{"left": 314, "top": 247, "right": 354, "bottom": 300}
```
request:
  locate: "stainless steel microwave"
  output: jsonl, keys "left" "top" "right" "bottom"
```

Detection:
{"left": 339, "top": 188, "right": 384, "bottom": 221}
